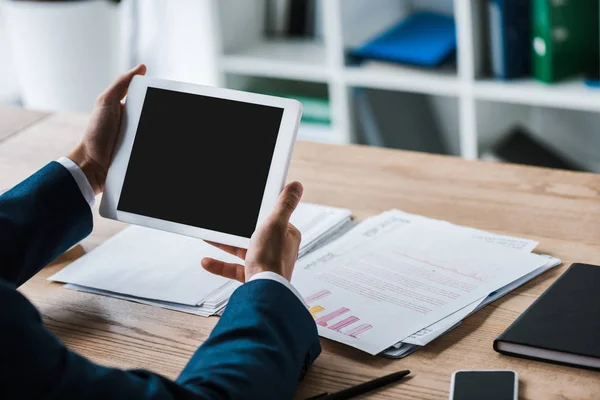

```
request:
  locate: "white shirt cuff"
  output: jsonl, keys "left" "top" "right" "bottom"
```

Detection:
{"left": 247, "top": 271, "right": 307, "bottom": 307}
{"left": 57, "top": 157, "right": 96, "bottom": 208}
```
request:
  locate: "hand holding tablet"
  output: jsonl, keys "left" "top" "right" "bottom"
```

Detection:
{"left": 100, "top": 75, "right": 303, "bottom": 248}
{"left": 201, "top": 180, "right": 304, "bottom": 283}
{"left": 69, "top": 64, "right": 148, "bottom": 195}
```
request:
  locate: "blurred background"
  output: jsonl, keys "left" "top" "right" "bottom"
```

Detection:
{"left": 1, "top": 0, "right": 600, "bottom": 171}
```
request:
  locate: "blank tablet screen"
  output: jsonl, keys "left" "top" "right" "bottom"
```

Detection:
{"left": 117, "top": 87, "right": 284, "bottom": 238}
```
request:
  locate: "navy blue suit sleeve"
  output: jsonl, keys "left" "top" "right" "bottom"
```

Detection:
{"left": 0, "top": 281, "right": 196, "bottom": 400}
{"left": 0, "top": 163, "right": 321, "bottom": 399}
{"left": 178, "top": 279, "right": 322, "bottom": 399}
{"left": 0, "top": 162, "right": 93, "bottom": 286}
{"left": 0, "top": 279, "right": 320, "bottom": 400}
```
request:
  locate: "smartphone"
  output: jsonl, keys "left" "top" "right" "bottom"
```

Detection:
{"left": 450, "top": 370, "right": 518, "bottom": 400}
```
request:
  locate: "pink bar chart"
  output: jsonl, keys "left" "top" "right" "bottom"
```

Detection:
{"left": 315, "top": 307, "right": 349, "bottom": 327}
{"left": 344, "top": 324, "right": 373, "bottom": 338}
{"left": 304, "top": 290, "right": 331, "bottom": 304}
{"left": 329, "top": 316, "right": 359, "bottom": 332}
{"left": 303, "top": 290, "right": 374, "bottom": 340}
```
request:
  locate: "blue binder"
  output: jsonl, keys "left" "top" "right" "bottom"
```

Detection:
{"left": 350, "top": 12, "right": 456, "bottom": 68}
{"left": 488, "top": 0, "right": 531, "bottom": 79}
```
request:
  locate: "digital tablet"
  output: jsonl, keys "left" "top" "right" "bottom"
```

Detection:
{"left": 100, "top": 76, "right": 302, "bottom": 249}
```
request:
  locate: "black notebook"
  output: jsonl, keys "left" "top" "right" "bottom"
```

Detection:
{"left": 494, "top": 263, "right": 600, "bottom": 370}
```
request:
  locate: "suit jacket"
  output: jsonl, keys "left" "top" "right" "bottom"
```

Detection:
{"left": 0, "top": 162, "right": 321, "bottom": 399}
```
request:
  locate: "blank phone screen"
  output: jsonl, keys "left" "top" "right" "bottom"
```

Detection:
{"left": 117, "top": 87, "right": 284, "bottom": 238}
{"left": 452, "top": 371, "right": 516, "bottom": 400}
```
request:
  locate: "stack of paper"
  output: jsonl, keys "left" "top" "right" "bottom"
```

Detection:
{"left": 291, "top": 210, "right": 561, "bottom": 357}
{"left": 291, "top": 203, "right": 353, "bottom": 258}
{"left": 64, "top": 282, "right": 238, "bottom": 317}
{"left": 50, "top": 203, "right": 352, "bottom": 316}
{"left": 51, "top": 204, "right": 559, "bottom": 359}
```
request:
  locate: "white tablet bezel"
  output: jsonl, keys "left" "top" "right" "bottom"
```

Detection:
{"left": 99, "top": 75, "right": 302, "bottom": 249}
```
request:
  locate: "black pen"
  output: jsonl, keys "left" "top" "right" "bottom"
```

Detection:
{"left": 306, "top": 370, "right": 411, "bottom": 400}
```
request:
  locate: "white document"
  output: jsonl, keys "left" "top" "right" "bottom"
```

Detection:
{"left": 51, "top": 203, "right": 351, "bottom": 309}
{"left": 294, "top": 209, "right": 544, "bottom": 353}
{"left": 294, "top": 210, "right": 538, "bottom": 280}
{"left": 293, "top": 226, "right": 549, "bottom": 355}
{"left": 383, "top": 210, "right": 539, "bottom": 252}
{"left": 290, "top": 203, "right": 352, "bottom": 257}
{"left": 65, "top": 282, "right": 241, "bottom": 317}
{"left": 396, "top": 255, "right": 561, "bottom": 347}
{"left": 50, "top": 226, "right": 238, "bottom": 305}
{"left": 399, "top": 299, "right": 482, "bottom": 347}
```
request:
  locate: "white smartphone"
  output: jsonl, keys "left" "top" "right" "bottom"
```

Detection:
{"left": 450, "top": 370, "right": 518, "bottom": 400}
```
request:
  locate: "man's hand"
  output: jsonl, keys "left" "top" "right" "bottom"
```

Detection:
{"left": 68, "top": 64, "right": 147, "bottom": 195}
{"left": 202, "top": 182, "right": 304, "bottom": 282}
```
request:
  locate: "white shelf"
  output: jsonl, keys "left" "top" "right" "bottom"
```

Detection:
{"left": 210, "top": 0, "right": 600, "bottom": 164}
{"left": 220, "top": 39, "right": 329, "bottom": 82}
{"left": 344, "top": 62, "right": 459, "bottom": 97}
{"left": 474, "top": 78, "right": 600, "bottom": 113}
{"left": 224, "top": 46, "right": 461, "bottom": 97}
{"left": 297, "top": 123, "right": 345, "bottom": 145}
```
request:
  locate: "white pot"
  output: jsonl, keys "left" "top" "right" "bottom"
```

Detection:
{"left": 2, "top": 0, "right": 123, "bottom": 112}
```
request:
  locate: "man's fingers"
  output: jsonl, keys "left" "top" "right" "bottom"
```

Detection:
{"left": 273, "top": 181, "right": 303, "bottom": 224}
{"left": 204, "top": 241, "right": 247, "bottom": 260}
{"left": 201, "top": 258, "right": 245, "bottom": 283}
{"left": 98, "top": 64, "right": 147, "bottom": 105}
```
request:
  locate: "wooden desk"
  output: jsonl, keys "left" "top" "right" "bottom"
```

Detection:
{"left": 2, "top": 106, "right": 600, "bottom": 399}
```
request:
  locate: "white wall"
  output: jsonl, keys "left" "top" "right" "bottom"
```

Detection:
{"left": 137, "top": 0, "right": 220, "bottom": 86}
{"left": 0, "top": 9, "right": 20, "bottom": 103}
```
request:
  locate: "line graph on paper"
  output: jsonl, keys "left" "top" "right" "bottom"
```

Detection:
{"left": 304, "top": 290, "right": 373, "bottom": 339}
{"left": 392, "top": 251, "right": 490, "bottom": 283}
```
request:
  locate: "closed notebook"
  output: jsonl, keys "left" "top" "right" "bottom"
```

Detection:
{"left": 494, "top": 263, "right": 600, "bottom": 370}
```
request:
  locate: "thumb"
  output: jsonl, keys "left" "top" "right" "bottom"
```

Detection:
{"left": 273, "top": 181, "right": 303, "bottom": 224}
{"left": 99, "top": 64, "right": 147, "bottom": 105}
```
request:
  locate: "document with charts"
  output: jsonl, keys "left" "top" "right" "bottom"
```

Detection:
{"left": 292, "top": 225, "right": 550, "bottom": 355}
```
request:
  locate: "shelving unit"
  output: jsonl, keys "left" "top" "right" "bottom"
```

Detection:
{"left": 221, "top": 39, "right": 329, "bottom": 82}
{"left": 205, "top": 0, "right": 600, "bottom": 164}
{"left": 344, "top": 63, "right": 460, "bottom": 96}
{"left": 474, "top": 78, "right": 600, "bottom": 113}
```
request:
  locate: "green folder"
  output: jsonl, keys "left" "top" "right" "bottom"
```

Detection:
{"left": 532, "top": 0, "right": 599, "bottom": 83}
{"left": 254, "top": 90, "right": 331, "bottom": 125}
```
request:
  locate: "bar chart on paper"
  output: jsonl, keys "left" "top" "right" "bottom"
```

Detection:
{"left": 304, "top": 290, "right": 373, "bottom": 339}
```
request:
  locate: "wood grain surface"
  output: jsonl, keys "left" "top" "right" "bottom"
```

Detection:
{"left": 2, "top": 106, "right": 600, "bottom": 399}
{"left": 0, "top": 105, "right": 49, "bottom": 143}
